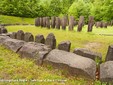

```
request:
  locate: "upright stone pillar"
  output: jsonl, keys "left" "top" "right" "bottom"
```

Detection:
{"left": 69, "top": 16, "right": 75, "bottom": 31}
{"left": 10, "top": 32, "right": 17, "bottom": 39}
{"left": 16, "top": 30, "right": 24, "bottom": 40}
{"left": 24, "top": 32, "right": 34, "bottom": 42}
{"left": 46, "top": 17, "right": 50, "bottom": 29}
{"left": 102, "top": 22, "right": 107, "bottom": 28}
{"left": 61, "top": 17, "right": 67, "bottom": 30}
{"left": 55, "top": 17, "right": 60, "bottom": 29}
{"left": 1, "top": 28, "right": 8, "bottom": 33}
{"left": 87, "top": 16, "right": 94, "bottom": 32}
{"left": 58, "top": 41, "right": 71, "bottom": 52}
{"left": 77, "top": 16, "right": 84, "bottom": 32}
{"left": 45, "top": 33, "right": 56, "bottom": 49}
{"left": 35, "top": 34, "right": 45, "bottom": 44}
{"left": 40, "top": 17, "right": 43, "bottom": 27}
{"left": 105, "top": 45, "right": 113, "bottom": 61}
{"left": 43, "top": 17, "right": 46, "bottom": 27}
{"left": 35, "top": 17, "right": 40, "bottom": 26}
{"left": 51, "top": 17, "right": 56, "bottom": 28}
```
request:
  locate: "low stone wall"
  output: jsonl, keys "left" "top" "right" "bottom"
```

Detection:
{"left": 0, "top": 27, "right": 113, "bottom": 84}
{"left": 0, "top": 35, "right": 96, "bottom": 80}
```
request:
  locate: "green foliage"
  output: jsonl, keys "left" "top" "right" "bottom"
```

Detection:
{"left": 68, "top": 0, "right": 91, "bottom": 23}
{"left": 0, "top": 0, "right": 113, "bottom": 21}
{"left": 90, "top": 0, "right": 113, "bottom": 21}
{"left": 61, "top": 0, "right": 75, "bottom": 15}
{"left": 90, "top": 0, "right": 104, "bottom": 21}
{"left": 48, "top": 0, "right": 62, "bottom": 16}
{"left": 68, "top": 2, "right": 78, "bottom": 19}
{"left": 102, "top": 0, "right": 113, "bottom": 21}
{"left": 0, "top": 0, "right": 40, "bottom": 17}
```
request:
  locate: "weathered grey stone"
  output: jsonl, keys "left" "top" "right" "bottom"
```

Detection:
{"left": 0, "top": 26, "right": 4, "bottom": 34}
{"left": 1, "top": 24, "right": 5, "bottom": 27}
{"left": 35, "top": 17, "right": 40, "bottom": 26}
{"left": 1, "top": 27, "right": 8, "bottom": 33}
{"left": 65, "top": 15, "right": 69, "bottom": 26}
{"left": 18, "top": 42, "right": 51, "bottom": 65}
{"left": 77, "top": 16, "right": 84, "bottom": 32}
{"left": 105, "top": 45, "right": 113, "bottom": 61}
{"left": 6, "top": 32, "right": 12, "bottom": 37}
{"left": 45, "top": 33, "right": 56, "bottom": 49}
{"left": 10, "top": 32, "right": 17, "bottom": 39}
{"left": 43, "top": 17, "right": 46, "bottom": 27}
{"left": 96, "top": 22, "right": 102, "bottom": 28}
{"left": 102, "top": 22, "right": 107, "bottom": 28}
{"left": 40, "top": 18, "right": 43, "bottom": 27}
{"left": 0, "top": 32, "right": 12, "bottom": 37}
{"left": 35, "top": 34, "right": 45, "bottom": 44}
{"left": 51, "top": 17, "right": 56, "bottom": 28}
{"left": 73, "top": 48, "right": 102, "bottom": 63}
{"left": 100, "top": 21, "right": 103, "bottom": 28}
{"left": 87, "top": 16, "right": 94, "bottom": 32}
{"left": 46, "top": 17, "right": 50, "bottom": 29}
{"left": 55, "top": 17, "right": 60, "bottom": 29}
{"left": 3, "top": 39, "right": 25, "bottom": 52}
{"left": 69, "top": 16, "right": 74, "bottom": 31}
{"left": 58, "top": 41, "right": 71, "bottom": 52}
{"left": 0, "top": 28, "right": 1, "bottom": 34}
{"left": 0, "top": 36, "right": 10, "bottom": 45}
{"left": 95, "top": 22, "right": 100, "bottom": 28}
{"left": 24, "top": 32, "right": 34, "bottom": 42}
{"left": 61, "top": 17, "right": 67, "bottom": 30}
{"left": 44, "top": 49, "right": 96, "bottom": 80}
{"left": 100, "top": 61, "right": 113, "bottom": 83}
{"left": 16, "top": 30, "right": 24, "bottom": 40}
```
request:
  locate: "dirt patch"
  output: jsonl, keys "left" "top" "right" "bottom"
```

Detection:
{"left": 84, "top": 42, "right": 102, "bottom": 50}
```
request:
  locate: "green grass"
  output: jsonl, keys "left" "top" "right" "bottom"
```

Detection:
{"left": 6, "top": 25, "right": 113, "bottom": 61}
{"left": 0, "top": 15, "right": 34, "bottom": 24}
{"left": 0, "top": 45, "right": 103, "bottom": 85}
{"left": 1, "top": 15, "right": 113, "bottom": 84}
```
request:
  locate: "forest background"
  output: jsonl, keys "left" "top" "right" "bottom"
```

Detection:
{"left": 0, "top": 0, "right": 113, "bottom": 23}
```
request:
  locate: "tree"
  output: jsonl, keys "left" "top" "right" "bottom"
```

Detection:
{"left": 90, "top": 0, "right": 104, "bottom": 21}
{"left": 0, "top": 0, "right": 113, "bottom": 22}
{"left": 49, "top": 0, "right": 62, "bottom": 16}
{"left": 61, "top": 0, "right": 75, "bottom": 15}
{"left": 102, "top": 0, "right": 113, "bottom": 21}
{"left": 68, "top": 0, "right": 90, "bottom": 22}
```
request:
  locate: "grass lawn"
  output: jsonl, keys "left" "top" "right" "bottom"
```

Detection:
{"left": 0, "top": 46, "right": 102, "bottom": 85}
{"left": 6, "top": 25, "right": 113, "bottom": 61}
{"left": 0, "top": 15, "right": 34, "bottom": 24}
{"left": 0, "top": 15, "right": 113, "bottom": 84}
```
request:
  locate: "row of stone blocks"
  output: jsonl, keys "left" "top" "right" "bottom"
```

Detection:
{"left": 35, "top": 16, "right": 95, "bottom": 32}
{"left": 35, "top": 16, "right": 113, "bottom": 32}
{"left": 95, "top": 22, "right": 108, "bottom": 28}
{"left": 0, "top": 27, "right": 113, "bottom": 84}
{"left": 1, "top": 34, "right": 113, "bottom": 83}
{"left": 0, "top": 35, "right": 97, "bottom": 80}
